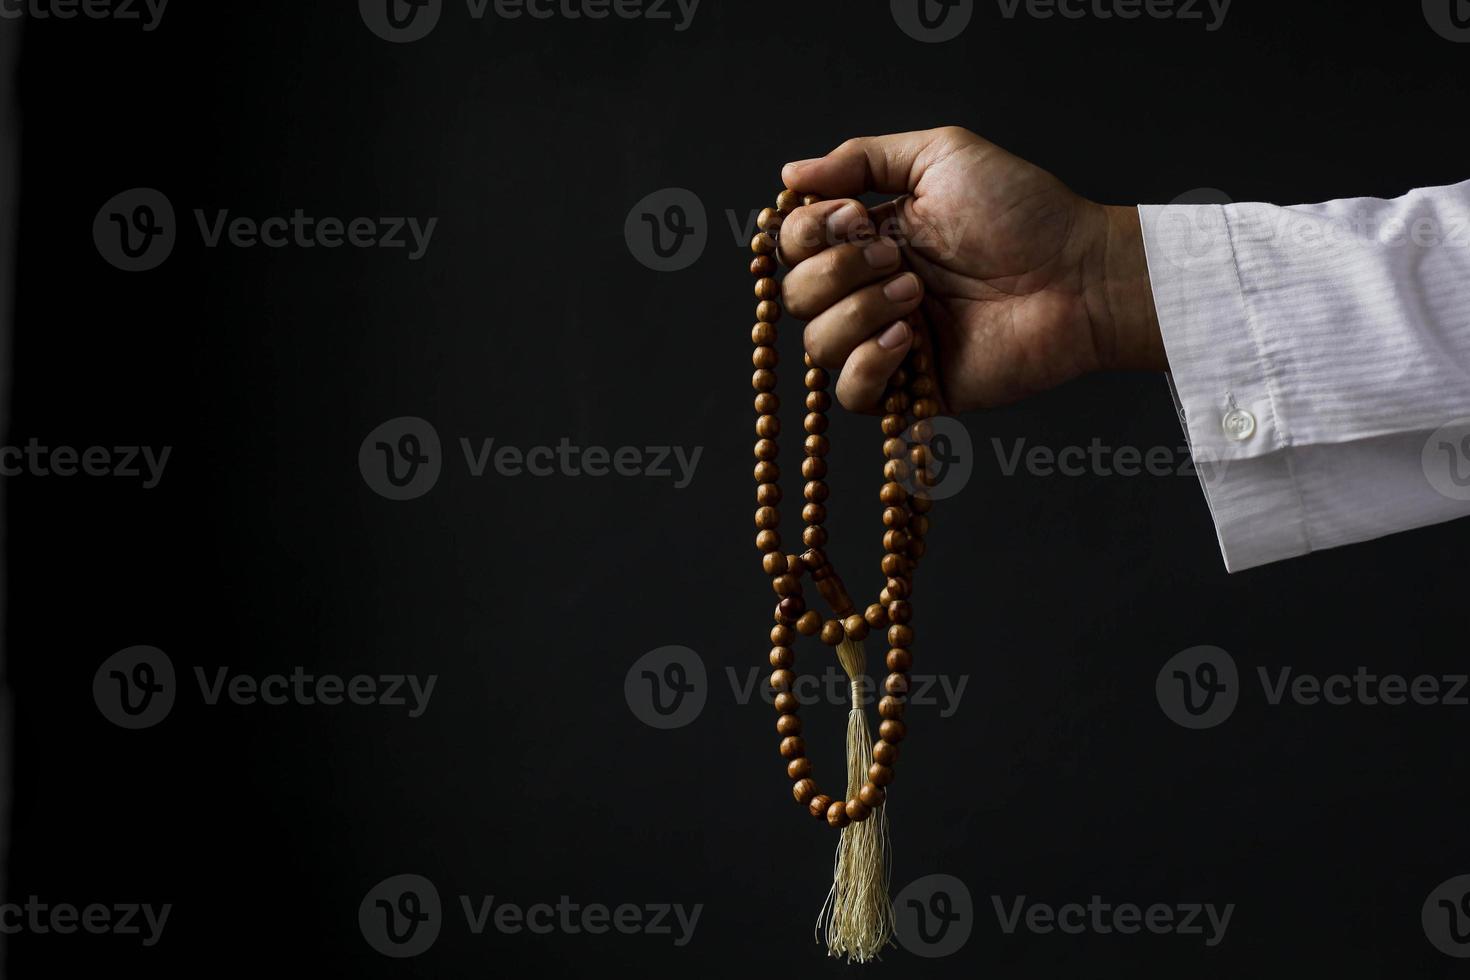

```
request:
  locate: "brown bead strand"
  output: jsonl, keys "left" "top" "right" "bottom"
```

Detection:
{"left": 751, "top": 186, "right": 940, "bottom": 825}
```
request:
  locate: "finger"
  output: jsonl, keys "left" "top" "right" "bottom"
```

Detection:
{"left": 835, "top": 321, "right": 914, "bottom": 412}
{"left": 776, "top": 198, "right": 873, "bottom": 266}
{"left": 803, "top": 271, "right": 924, "bottom": 370}
{"left": 781, "top": 128, "right": 957, "bottom": 199}
{"left": 781, "top": 237, "right": 902, "bottom": 320}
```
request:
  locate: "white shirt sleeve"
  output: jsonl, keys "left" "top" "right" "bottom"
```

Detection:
{"left": 1137, "top": 180, "right": 1470, "bottom": 572}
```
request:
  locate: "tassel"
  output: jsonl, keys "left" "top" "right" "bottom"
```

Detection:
{"left": 816, "top": 636, "right": 895, "bottom": 962}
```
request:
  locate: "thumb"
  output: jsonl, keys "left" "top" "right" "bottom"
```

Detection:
{"left": 781, "top": 127, "right": 963, "bottom": 199}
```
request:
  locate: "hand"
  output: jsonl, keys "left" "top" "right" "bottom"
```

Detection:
{"left": 778, "top": 126, "right": 1164, "bottom": 413}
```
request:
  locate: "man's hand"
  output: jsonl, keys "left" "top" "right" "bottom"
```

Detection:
{"left": 778, "top": 126, "right": 1164, "bottom": 413}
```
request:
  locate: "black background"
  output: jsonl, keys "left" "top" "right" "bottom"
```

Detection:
{"left": 4, "top": 0, "right": 1469, "bottom": 975}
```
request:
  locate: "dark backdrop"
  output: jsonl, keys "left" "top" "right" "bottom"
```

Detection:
{"left": 4, "top": 0, "right": 1468, "bottom": 976}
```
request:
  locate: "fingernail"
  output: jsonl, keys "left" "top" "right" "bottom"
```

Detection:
{"left": 828, "top": 203, "right": 868, "bottom": 240}
{"left": 878, "top": 321, "right": 911, "bottom": 350}
{"left": 883, "top": 273, "right": 919, "bottom": 302}
{"left": 863, "top": 238, "right": 899, "bottom": 269}
{"left": 782, "top": 158, "right": 818, "bottom": 180}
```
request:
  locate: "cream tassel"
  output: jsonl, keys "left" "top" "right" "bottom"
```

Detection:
{"left": 816, "top": 636, "right": 895, "bottom": 962}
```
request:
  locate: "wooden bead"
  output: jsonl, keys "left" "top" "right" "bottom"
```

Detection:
{"left": 886, "top": 577, "right": 910, "bottom": 599}
{"left": 769, "top": 670, "right": 795, "bottom": 693}
{"left": 808, "top": 794, "right": 833, "bottom": 819}
{"left": 883, "top": 529, "right": 910, "bottom": 553}
{"left": 796, "top": 610, "right": 822, "bottom": 636}
{"left": 819, "top": 619, "right": 844, "bottom": 646}
{"left": 752, "top": 369, "right": 777, "bottom": 391}
{"left": 752, "top": 346, "right": 778, "bottom": 370}
{"left": 882, "top": 391, "right": 909, "bottom": 414}
{"left": 845, "top": 798, "right": 871, "bottom": 822}
{"left": 750, "top": 254, "right": 776, "bottom": 278}
{"left": 864, "top": 603, "right": 888, "bottom": 629}
{"left": 880, "top": 553, "right": 908, "bottom": 577}
{"left": 911, "top": 494, "right": 933, "bottom": 514}
{"left": 769, "top": 646, "right": 794, "bottom": 668}
{"left": 785, "top": 553, "right": 807, "bottom": 575}
{"left": 910, "top": 350, "right": 932, "bottom": 371}
{"left": 910, "top": 515, "right": 930, "bottom": 537}
{"left": 804, "top": 434, "right": 829, "bottom": 457}
{"left": 879, "top": 588, "right": 893, "bottom": 606}
{"left": 751, "top": 232, "right": 777, "bottom": 255}
{"left": 803, "top": 480, "right": 829, "bottom": 503}
{"left": 908, "top": 445, "right": 929, "bottom": 467}
{"left": 787, "top": 757, "right": 813, "bottom": 780}
{"left": 878, "top": 695, "right": 905, "bottom": 719}
{"left": 883, "top": 437, "right": 907, "bottom": 460}
{"left": 776, "top": 595, "right": 804, "bottom": 620}
{"left": 780, "top": 736, "right": 806, "bottom": 759}
{"left": 753, "top": 439, "right": 777, "bottom": 461}
{"left": 888, "top": 624, "right": 914, "bottom": 648}
{"left": 757, "top": 207, "right": 783, "bottom": 232}
{"left": 762, "top": 551, "right": 786, "bottom": 575}
{"left": 879, "top": 719, "right": 906, "bottom": 743}
{"left": 756, "top": 300, "right": 781, "bottom": 323}
{"left": 910, "top": 374, "right": 936, "bottom": 396}
{"left": 913, "top": 398, "right": 940, "bottom": 419}
{"left": 873, "top": 741, "right": 899, "bottom": 766}
{"left": 843, "top": 614, "right": 869, "bottom": 640}
{"left": 793, "top": 778, "right": 818, "bottom": 804}
{"left": 908, "top": 538, "right": 928, "bottom": 561}
{"left": 804, "top": 367, "right": 829, "bottom": 390}
{"left": 776, "top": 189, "right": 802, "bottom": 214}
{"left": 756, "top": 482, "right": 781, "bottom": 506}
{"left": 826, "top": 800, "right": 851, "bottom": 828}
{"left": 772, "top": 574, "right": 800, "bottom": 596}
{"left": 802, "top": 193, "right": 822, "bottom": 207}
{"left": 806, "top": 390, "right": 831, "bottom": 412}
{"left": 755, "top": 506, "right": 779, "bottom": 530}
{"left": 881, "top": 414, "right": 905, "bottom": 436}
{"left": 771, "top": 624, "right": 794, "bottom": 646}
{"left": 755, "top": 277, "right": 779, "bottom": 301}
{"left": 753, "top": 460, "right": 779, "bottom": 483}
{"left": 879, "top": 482, "right": 907, "bottom": 506}
{"left": 801, "top": 457, "right": 827, "bottom": 479}
{"left": 803, "top": 412, "right": 828, "bottom": 434}
{"left": 804, "top": 351, "right": 815, "bottom": 368}
{"left": 756, "top": 529, "right": 780, "bottom": 552}
{"left": 776, "top": 712, "right": 802, "bottom": 736}
{"left": 887, "top": 601, "right": 913, "bottom": 625}
{"left": 882, "top": 506, "right": 909, "bottom": 528}
{"left": 802, "top": 525, "right": 827, "bottom": 548}
{"left": 910, "top": 419, "right": 935, "bottom": 443}
{"left": 774, "top": 692, "right": 799, "bottom": 713}
{"left": 886, "top": 648, "right": 912, "bottom": 672}
{"left": 751, "top": 322, "right": 777, "bottom": 346}
{"left": 801, "top": 502, "right": 826, "bottom": 525}
{"left": 800, "top": 547, "right": 828, "bottom": 571}
{"left": 859, "top": 782, "right": 887, "bottom": 808}
{"left": 884, "top": 673, "right": 910, "bottom": 696}
{"left": 883, "top": 458, "right": 910, "bottom": 482}
{"left": 868, "top": 763, "right": 894, "bottom": 787}
{"left": 753, "top": 392, "right": 778, "bottom": 415}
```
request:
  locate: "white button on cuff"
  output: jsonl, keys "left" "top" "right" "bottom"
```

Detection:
{"left": 1222, "top": 408, "right": 1256, "bottom": 441}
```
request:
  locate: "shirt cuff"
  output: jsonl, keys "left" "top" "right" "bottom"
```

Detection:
{"left": 1140, "top": 203, "right": 1310, "bottom": 572}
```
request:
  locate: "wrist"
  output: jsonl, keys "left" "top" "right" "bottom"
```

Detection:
{"left": 1090, "top": 203, "right": 1166, "bottom": 373}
